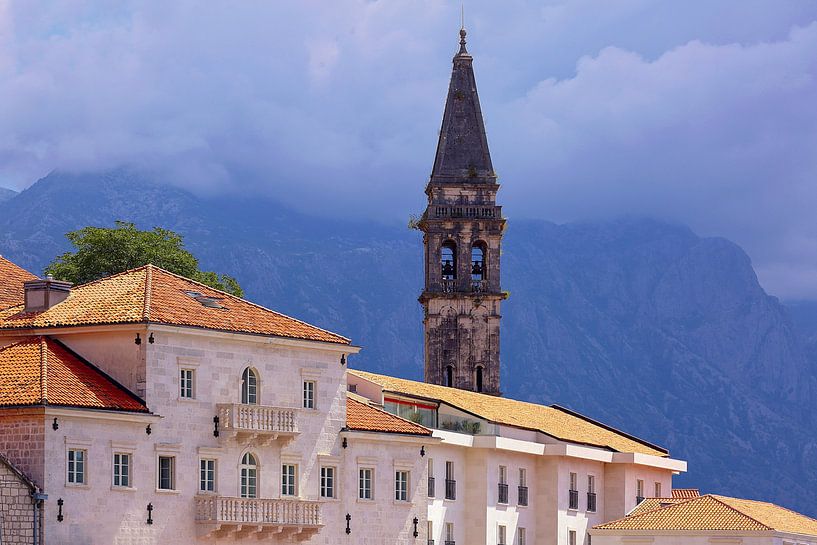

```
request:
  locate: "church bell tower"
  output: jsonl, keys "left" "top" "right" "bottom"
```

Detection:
{"left": 419, "top": 28, "right": 506, "bottom": 395}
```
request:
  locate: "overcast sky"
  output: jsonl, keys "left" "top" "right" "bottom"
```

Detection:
{"left": 2, "top": 1, "right": 817, "bottom": 299}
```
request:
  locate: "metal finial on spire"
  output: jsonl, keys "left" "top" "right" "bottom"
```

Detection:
{"left": 457, "top": 25, "right": 468, "bottom": 56}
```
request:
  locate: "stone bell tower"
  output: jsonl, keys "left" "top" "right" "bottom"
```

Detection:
{"left": 419, "top": 27, "right": 506, "bottom": 396}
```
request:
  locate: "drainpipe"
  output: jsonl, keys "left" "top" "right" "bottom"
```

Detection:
{"left": 31, "top": 492, "right": 47, "bottom": 545}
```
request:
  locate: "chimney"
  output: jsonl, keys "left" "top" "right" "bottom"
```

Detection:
{"left": 24, "top": 276, "right": 72, "bottom": 312}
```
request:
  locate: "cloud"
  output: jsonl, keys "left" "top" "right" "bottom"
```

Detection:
{"left": 1, "top": 1, "right": 817, "bottom": 298}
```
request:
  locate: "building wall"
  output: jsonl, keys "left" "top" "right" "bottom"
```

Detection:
{"left": 0, "top": 459, "right": 37, "bottom": 545}
{"left": 37, "top": 327, "right": 424, "bottom": 545}
{"left": 0, "top": 411, "right": 46, "bottom": 488}
{"left": 59, "top": 329, "right": 147, "bottom": 398}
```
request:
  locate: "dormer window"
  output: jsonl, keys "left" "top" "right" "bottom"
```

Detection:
{"left": 441, "top": 242, "right": 456, "bottom": 280}
{"left": 184, "top": 290, "right": 226, "bottom": 309}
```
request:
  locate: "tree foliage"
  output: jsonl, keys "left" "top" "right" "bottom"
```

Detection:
{"left": 45, "top": 221, "right": 244, "bottom": 297}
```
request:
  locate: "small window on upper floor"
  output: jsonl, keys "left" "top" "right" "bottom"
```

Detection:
{"left": 654, "top": 482, "right": 662, "bottom": 498}
{"left": 303, "top": 380, "right": 315, "bottom": 409}
{"left": 475, "top": 366, "right": 484, "bottom": 392}
{"left": 441, "top": 242, "right": 456, "bottom": 280}
{"left": 445, "top": 366, "right": 454, "bottom": 387}
{"left": 241, "top": 367, "right": 258, "bottom": 404}
{"left": 180, "top": 368, "right": 195, "bottom": 399}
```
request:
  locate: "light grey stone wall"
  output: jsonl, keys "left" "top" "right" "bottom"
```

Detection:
{"left": 0, "top": 459, "right": 37, "bottom": 545}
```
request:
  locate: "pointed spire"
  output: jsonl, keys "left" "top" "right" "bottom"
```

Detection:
{"left": 429, "top": 27, "right": 495, "bottom": 185}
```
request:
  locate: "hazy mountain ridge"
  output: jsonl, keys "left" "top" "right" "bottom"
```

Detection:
{"left": 1, "top": 170, "right": 815, "bottom": 515}
{"left": 0, "top": 187, "right": 16, "bottom": 204}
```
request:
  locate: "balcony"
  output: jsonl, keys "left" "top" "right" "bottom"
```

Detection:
{"left": 568, "top": 489, "right": 579, "bottom": 510}
{"left": 195, "top": 496, "right": 321, "bottom": 539}
{"left": 470, "top": 279, "right": 487, "bottom": 293}
{"left": 497, "top": 483, "right": 508, "bottom": 504}
{"left": 428, "top": 476, "right": 435, "bottom": 498}
{"left": 217, "top": 404, "right": 299, "bottom": 446}
{"left": 587, "top": 492, "right": 597, "bottom": 512}
{"left": 518, "top": 486, "right": 528, "bottom": 507}
{"left": 445, "top": 479, "right": 456, "bottom": 501}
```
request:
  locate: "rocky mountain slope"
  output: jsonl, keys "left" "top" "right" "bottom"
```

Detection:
{"left": 0, "top": 187, "right": 17, "bottom": 204}
{"left": 1, "top": 170, "right": 815, "bottom": 515}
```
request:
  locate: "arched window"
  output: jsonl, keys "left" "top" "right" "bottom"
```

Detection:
{"left": 475, "top": 366, "right": 484, "bottom": 393}
{"left": 241, "top": 367, "right": 258, "bottom": 404}
{"left": 240, "top": 453, "right": 258, "bottom": 498}
{"left": 445, "top": 366, "right": 454, "bottom": 387}
{"left": 441, "top": 242, "right": 457, "bottom": 280}
{"left": 471, "top": 244, "right": 485, "bottom": 281}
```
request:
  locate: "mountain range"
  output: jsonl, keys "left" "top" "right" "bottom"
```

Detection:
{"left": 1, "top": 170, "right": 815, "bottom": 515}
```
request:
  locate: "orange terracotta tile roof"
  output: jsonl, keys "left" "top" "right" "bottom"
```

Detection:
{"left": 628, "top": 497, "right": 690, "bottom": 516}
{"left": 0, "top": 336, "right": 147, "bottom": 412}
{"left": 672, "top": 488, "right": 701, "bottom": 499}
{"left": 0, "top": 257, "right": 37, "bottom": 310}
{"left": 348, "top": 370, "right": 668, "bottom": 457}
{"left": 349, "top": 369, "right": 669, "bottom": 457}
{"left": 594, "top": 494, "right": 817, "bottom": 536}
{"left": 0, "top": 265, "right": 350, "bottom": 345}
{"left": 345, "top": 396, "right": 431, "bottom": 436}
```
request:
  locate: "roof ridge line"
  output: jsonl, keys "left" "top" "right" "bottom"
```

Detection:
{"left": 147, "top": 265, "right": 351, "bottom": 344}
{"left": 69, "top": 263, "right": 154, "bottom": 290}
{"left": 39, "top": 336, "right": 47, "bottom": 404}
{"left": 143, "top": 265, "right": 152, "bottom": 321}
{"left": 708, "top": 495, "right": 774, "bottom": 531}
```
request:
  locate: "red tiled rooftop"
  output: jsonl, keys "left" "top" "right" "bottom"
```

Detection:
{"left": 0, "top": 336, "right": 147, "bottom": 412}
{"left": 0, "top": 265, "right": 350, "bottom": 345}
{"left": 346, "top": 397, "right": 431, "bottom": 436}
{"left": 0, "top": 257, "right": 37, "bottom": 310}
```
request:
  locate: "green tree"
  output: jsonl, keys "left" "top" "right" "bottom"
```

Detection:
{"left": 45, "top": 221, "right": 244, "bottom": 297}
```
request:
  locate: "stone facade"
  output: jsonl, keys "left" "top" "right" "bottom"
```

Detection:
{"left": 0, "top": 455, "right": 40, "bottom": 545}
{"left": 4, "top": 326, "right": 427, "bottom": 545}
{"left": 420, "top": 29, "right": 506, "bottom": 396}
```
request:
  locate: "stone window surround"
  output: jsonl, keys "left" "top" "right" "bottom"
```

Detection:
{"left": 301, "top": 368, "right": 320, "bottom": 409}
{"left": 357, "top": 456, "right": 377, "bottom": 503}
{"left": 65, "top": 437, "right": 92, "bottom": 489}
{"left": 155, "top": 443, "right": 182, "bottom": 494}
{"left": 110, "top": 440, "right": 137, "bottom": 492}
{"left": 177, "top": 357, "right": 200, "bottom": 401}
{"left": 318, "top": 455, "right": 340, "bottom": 501}
{"left": 281, "top": 453, "right": 301, "bottom": 498}
{"left": 197, "top": 447, "right": 222, "bottom": 495}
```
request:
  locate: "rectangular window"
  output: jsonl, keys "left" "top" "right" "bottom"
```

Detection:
{"left": 158, "top": 456, "right": 175, "bottom": 490}
{"left": 654, "top": 482, "right": 662, "bottom": 498}
{"left": 498, "top": 524, "right": 507, "bottom": 545}
{"left": 498, "top": 465, "right": 508, "bottom": 504}
{"left": 445, "top": 461, "right": 456, "bottom": 500}
{"left": 568, "top": 472, "right": 579, "bottom": 510}
{"left": 428, "top": 521, "right": 433, "bottom": 543}
{"left": 428, "top": 458, "right": 435, "bottom": 497}
{"left": 320, "top": 466, "right": 335, "bottom": 498}
{"left": 359, "top": 468, "right": 373, "bottom": 500}
{"left": 568, "top": 530, "right": 577, "bottom": 545}
{"left": 113, "top": 452, "right": 131, "bottom": 488}
{"left": 445, "top": 522, "right": 454, "bottom": 543}
{"left": 180, "top": 368, "right": 195, "bottom": 399}
{"left": 200, "top": 459, "right": 216, "bottom": 493}
{"left": 518, "top": 527, "right": 526, "bottom": 545}
{"left": 637, "top": 479, "right": 645, "bottom": 503}
{"left": 303, "top": 380, "right": 315, "bottom": 409}
{"left": 395, "top": 470, "right": 409, "bottom": 501}
{"left": 67, "top": 448, "right": 86, "bottom": 485}
{"left": 587, "top": 474, "right": 597, "bottom": 512}
{"left": 519, "top": 468, "right": 527, "bottom": 487}
{"left": 281, "top": 464, "right": 297, "bottom": 496}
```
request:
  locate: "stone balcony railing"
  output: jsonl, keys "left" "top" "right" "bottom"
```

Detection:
{"left": 216, "top": 403, "right": 299, "bottom": 445}
{"left": 195, "top": 496, "right": 321, "bottom": 539}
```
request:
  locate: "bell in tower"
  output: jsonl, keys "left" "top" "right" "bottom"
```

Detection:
{"left": 418, "top": 27, "right": 506, "bottom": 396}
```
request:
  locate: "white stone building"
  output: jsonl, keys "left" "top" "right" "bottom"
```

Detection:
{"left": 347, "top": 370, "right": 686, "bottom": 545}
